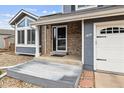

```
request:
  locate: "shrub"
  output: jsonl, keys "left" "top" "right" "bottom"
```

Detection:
{"left": 0, "top": 70, "right": 2, "bottom": 75}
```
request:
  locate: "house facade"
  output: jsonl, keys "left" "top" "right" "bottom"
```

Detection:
{"left": 10, "top": 5, "right": 124, "bottom": 74}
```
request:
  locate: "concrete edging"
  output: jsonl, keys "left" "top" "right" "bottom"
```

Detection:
{"left": 0, "top": 72, "right": 7, "bottom": 79}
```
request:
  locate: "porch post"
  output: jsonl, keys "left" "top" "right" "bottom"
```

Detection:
{"left": 35, "top": 26, "right": 40, "bottom": 57}
{"left": 82, "top": 20, "right": 84, "bottom": 64}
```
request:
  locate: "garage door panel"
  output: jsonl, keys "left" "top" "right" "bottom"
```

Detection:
{"left": 96, "top": 60, "right": 124, "bottom": 73}
{"left": 96, "top": 25, "right": 124, "bottom": 73}
{"left": 97, "top": 48, "right": 124, "bottom": 58}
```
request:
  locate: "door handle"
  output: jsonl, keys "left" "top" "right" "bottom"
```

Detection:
{"left": 96, "top": 58, "right": 107, "bottom": 61}
{"left": 97, "top": 36, "right": 106, "bottom": 38}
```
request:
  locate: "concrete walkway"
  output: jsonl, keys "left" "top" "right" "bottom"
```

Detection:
{"left": 95, "top": 72, "right": 124, "bottom": 88}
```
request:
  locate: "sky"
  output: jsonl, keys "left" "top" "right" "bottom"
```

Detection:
{"left": 0, "top": 5, "right": 62, "bottom": 29}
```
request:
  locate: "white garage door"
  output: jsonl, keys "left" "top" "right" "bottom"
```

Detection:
{"left": 96, "top": 22, "right": 124, "bottom": 73}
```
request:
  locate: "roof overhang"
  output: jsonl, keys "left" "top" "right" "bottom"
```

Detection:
{"left": 9, "top": 9, "right": 38, "bottom": 25}
{"left": 31, "top": 6, "right": 124, "bottom": 26}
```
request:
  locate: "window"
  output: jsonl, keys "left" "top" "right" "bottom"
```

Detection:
{"left": 18, "top": 30, "right": 25, "bottom": 44}
{"left": 113, "top": 27, "right": 119, "bottom": 33}
{"left": 58, "top": 27, "right": 66, "bottom": 38}
{"left": 27, "top": 19, "right": 33, "bottom": 26}
{"left": 27, "top": 29, "right": 35, "bottom": 44}
{"left": 52, "top": 26, "right": 67, "bottom": 51}
{"left": 100, "top": 27, "right": 124, "bottom": 34}
{"left": 100, "top": 29, "right": 106, "bottom": 34}
{"left": 17, "top": 19, "right": 25, "bottom": 27}
{"left": 57, "top": 26, "right": 66, "bottom": 51}
{"left": 106, "top": 28, "right": 112, "bottom": 34}
{"left": 16, "top": 17, "right": 36, "bottom": 46}
{"left": 120, "top": 28, "right": 124, "bottom": 33}
{"left": 76, "top": 5, "right": 97, "bottom": 10}
{"left": 17, "top": 18, "right": 34, "bottom": 27}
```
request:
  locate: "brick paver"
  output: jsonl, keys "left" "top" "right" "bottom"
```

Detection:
{"left": 78, "top": 70, "right": 95, "bottom": 88}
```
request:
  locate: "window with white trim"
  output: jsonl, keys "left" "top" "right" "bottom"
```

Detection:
{"left": 27, "top": 29, "right": 35, "bottom": 44}
{"left": 17, "top": 19, "right": 26, "bottom": 27}
{"left": 27, "top": 19, "right": 33, "bottom": 26}
{"left": 16, "top": 17, "right": 36, "bottom": 45}
{"left": 76, "top": 5, "right": 97, "bottom": 10}
{"left": 17, "top": 30, "right": 25, "bottom": 44}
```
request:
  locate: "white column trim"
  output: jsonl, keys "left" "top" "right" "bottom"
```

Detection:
{"left": 82, "top": 20, "right": 84, "bottom": 64}
{"left": 35, "top": 26, "right": 40, "bottom": 57}
{"left": 25, "top": 29, "right": 27, "bottom": 45}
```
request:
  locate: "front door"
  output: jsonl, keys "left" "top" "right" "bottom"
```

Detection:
{"left": 52, "top": 26, "right": 67, "bottom": 52}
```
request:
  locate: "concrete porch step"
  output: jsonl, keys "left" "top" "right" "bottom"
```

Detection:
{"left": 7, "top": 60, "right": 82, "bottom": 88}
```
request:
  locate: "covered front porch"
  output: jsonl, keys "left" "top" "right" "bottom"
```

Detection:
{"left": 35, "top": 20, "right": 83, "bottom": 65}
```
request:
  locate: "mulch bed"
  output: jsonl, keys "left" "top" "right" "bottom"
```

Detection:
{"left": 78, "top": 70, "right": 95, "bottom": 88}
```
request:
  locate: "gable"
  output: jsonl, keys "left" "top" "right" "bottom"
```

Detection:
{"left": 16, "top": 16, "right": 35, "bottom": 27}
{"left": 9, "top": 9, "right": 38, "bottom": 25}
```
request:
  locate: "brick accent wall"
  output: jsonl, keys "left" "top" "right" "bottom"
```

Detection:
{"left": 46, "top": 25, "right": 52, "bottom": 54}
{"left": 41, "top": 21, "right": 82, "bottom": 56}
{"left": 41, "top": 25, "right": 52, "bottom": 55}
{"left": 67, "top": 21, "right": 82, "bottom": 56}
{"left": 41, "top": 25, "right": 45, "bottom": 55}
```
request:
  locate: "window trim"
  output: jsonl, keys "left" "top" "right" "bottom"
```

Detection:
{"left": 75, "top": 5, "right": 97, "bottom": 11}
{"left": 16, "top": 16, "right": 36, "bottom": 28}
{"left": 27, "top": 29, "right": 35, "bottom": 45}
{"left": 52, "top": 25, "right": 67, "bottom": 52}
{"left": 17, "top": 30, "right": 25, "bottom": 44}
{"left": 16, "top": 16, "right": 36, "bottom": 47}
{"left": 17, "top": 19, "right": 26, "bottom": 27}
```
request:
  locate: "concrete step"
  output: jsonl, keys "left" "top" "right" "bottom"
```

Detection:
{"left": 7, "top": 60, "right": 82, "bottom": 88}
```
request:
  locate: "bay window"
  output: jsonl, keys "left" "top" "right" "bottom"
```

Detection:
{"left": 27, "top": 29, "right": 35, "bottom": 44}
{"left": 17, "top": 19, "right": 25, "bottom": 27}
{"left": 17, "top": 30, "right": 25, "bottom": 44}
{"left": 16, "top": 17, "right": 36, "bottom": 45}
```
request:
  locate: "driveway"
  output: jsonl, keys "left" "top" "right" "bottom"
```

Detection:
{"left": 95, "top": 72, "right": 124, "bottom": 88}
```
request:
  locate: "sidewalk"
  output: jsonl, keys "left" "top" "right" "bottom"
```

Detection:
{"left": 78, "top": 70, "right": 95, "bottom": 88}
